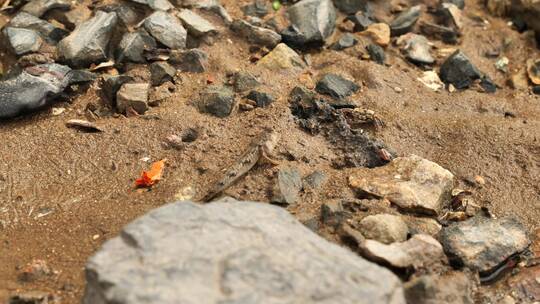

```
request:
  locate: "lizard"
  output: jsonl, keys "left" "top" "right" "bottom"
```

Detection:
{"left": 200, "top": 130, "right": 280, "bottom": 203}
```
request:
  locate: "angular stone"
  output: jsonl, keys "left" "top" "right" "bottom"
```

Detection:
{"left": 360, "top": 23, "right": 390, "bottom": 46}
{"left": 271, "top": 167, "right": 303, "bottom": 206}
{"left": 231, "top": 72, "right": 260, "bottom": 92}
{"left": 51, "top": 5, "right": 92, "bottom": 30}
{"left": 3, "top": 27, "right": 42, "bottom": 56}
{"left": 419, "top": 21, "right": 459, "bottom": 44}
{"left": 443, "top": 0, "right": 465, "bottom": 9}
{"left": 128, "top": 0, "right": 173, "bottom": 11}
{"left": 321, "top": 200, "right": 346, "bottom": 227}
{"left": 390, "top": 5, "right": 422, "bottom": 36}
{"left": 303, "top": 170, "right": 327, "bottom": 189}
{"left": 242, "top": 0, "right": 269, "bottom": 17}
{"left": 0, "top": 63, "right": 72, "bottom": 119}
{"left": 404, "top": 272, "right": 474, "bottom": 304}
{"left": 101, "top": 75, "right": 133, "bottom": 106}
{"left": 170, "top": 49, "right": 208, "bottom": 73}
{"left": 403, "top": 216, "right": 442, "bottom": 236}
{"left": 149, "top": 62, "right": 176, "bottom": 86}
{"left": 316, "top": 74, "right": 359, "bottom": 100}
{"left": 366, "top": 44, "right": 385, "bottom": 65}
{"left": 346, "top": 12, "right": 374, "bottom": 32}
{"left": 439, "top": 216, "right": 530, "bottom": 273}
{"left": 440, "top": 3, "right": 463, "bottom": 31}
{"left": 197, "top": 86, "right": 236, "bottom": 117}
{"left": 116, "top": 83, "right": 149, "bottom": 114}
{"left": 22, "top": 0, "right": 70, "bottom": 17}
{"left": 10, "top": 12, "right": 69, "bottom": 44}
{"left": 349, "top": 155, "right": 454, "bottom": 215}
{"left": 83, "top": 201, "right": 406, "bottom": 304}
{"left": 361, "top": 234, "right": 447, "bottom": 269}
{"left": 396, "top": 33, "right": 434, "bottom": 65}
{"left": 257, "top": 43, "right": 306, "bottom": 70}
{"left": 439, "top": 50, "right": 482, "bottom": 89}
{"left": 480, "top": 76, "right": 497, "bottom": 93}
{"left": 330, "top": 33, "right": 358, "bottom": 50}
{"left": 117, "top": 31, "right": 156, "bottom": 63}
{"left": 359, "top": 214, "right": 408, "bottom": 244}
{"left": 57, "top": 10, "right": 118, "bottom": 68}
{"left": 177, "top": 9, "right": 217, "bottom": 37}
{"left": 144, "top": 11, "right": 187, "bottom": 50}
{"left": 231, "top": 19, "right": 281, "bottom": 48}
{"left": 333, "top": 0, "right": 369, "bottom": 14}
{"left": 247, "top": 90, "right": 275, "bottom": 108}
{"left": 283, "top": 0, "right": 337, "bottom": 46}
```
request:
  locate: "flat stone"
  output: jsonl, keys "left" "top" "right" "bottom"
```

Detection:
{"left": 439, "top": 216, "right": 530, "bottom": 273}
{"left": 128, "top": 0, "right": 173, "bottom": 11}
{"left": 346, "top": 12, "right": 374, "bottom": 32}
{"left": 83, "top": 201, "right": 406, "bottom": 304}
{"left": 231, "top": 72, "right": 260, "bottom": 92}
{"left": 101, "top": 75, "right": 133, "bottom": 106}
{"left": 390, "top": 5, "right": 422, "bottom": 36}
{"left": 231, "top": 19, "right": 281, "bottom": 48}
{"left": 330, "top": 33, "right": 358, "bottom": 50}
{"left": 361, "top": 234, "right": 447, "bottom": 269}
{"left": 170, "top": 49, "right": 208, "bottom": 73}
{"left": 316, "top": 74, "right": 359, "bottom": 100}
{"left": 283, "top": 0, "right": 337, "bottom": 47}
{"left": 9, "top": 12, "right": 69, "bottom": 44}
{"left": 247, "top": 90, "right": 275, "bottom": 107}
{"left": 117, "top": 31, "right": 156, "bottom": 63}
{"left": 439, "top": 50, "right": 482, "bottom": 89}
{"left": 257, "top": 43, "right": 306, "bottom": 70}
{"left": 116, "top": 83, "right": 149, "bottom": 114}
{"left": 366, "top": 43, "right": 385, "bottom": 65}
{"left": 271, "top": 167, "right": 303, "bottom": 206}
{"left": 22, "top": 0, "right": 70, "bottom": 17}
{"left": 360, "top": 23, "right": 390, "bottom": 46}
{"left": 57, "top": 10, "right": 118, "bottom": 68}
{"left": 349, "top": 155, "right": 454, "bottom": 215}
{"left": 404, "top": 272, "right": 474, "bottom": 304}
{"left": 149, "top": 62, "right": 176, "bottom": 86}
{"left": 177, "top": 9, "right": 218, "bottom": 37}
{"left": 144, "top": 11, "right": 187, "bottom": 50}
{"left": 3, "top": 27, "right": 42, "bottom": 56}
{"left": 197, "top": 86, "right": 236, "bottom": 117}
{"left": 396, "top": 33, "right": 434, "bottom": 65}
{"left": 359, "top": 214, "right": 408, "bottom": 244}
{"left": 419, "top": 21, "right": 459, "bottom": 44}
{"left": 333, "top": 0, "right": 369, "bottom": 14}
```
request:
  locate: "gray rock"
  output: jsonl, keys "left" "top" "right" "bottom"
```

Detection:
{"left": 303, "top": 170, "right": 327, "bottom": 189}
{"left": 149, "top": 62, "right": 176, "bottom": 86}
{"left": 128, "top": 0, "right": 173, "bottom": 11}
{"left": 283, "top": 0, "right": 337, "bottom": 46}
{"left": 177, "top": 9, "right": 218, "bottom": 37}
{"left": 271, "top": 167, "right": 303, "bottom": 206}
{"left": 443, "top": 0, "right": 465, "bottom": 9}
{"left": 116, "top": 83, "right": 149, "bottom": 114}
{"left": 390, "top": 5, "right": 422, "bottom": 36}
{"left": 346, "top": 12, "right": 374, "bottom": 32}
{"left": 9, "top": 12, "right": 69, "bottom": 44}
{"left": 404, "top": 272, "right": 474, "bottom": 304}
{"left": 231, "top": 71, "right": 260, "bottom": 92}
{"left": 144, "top": 11, "right": 187, "bottom": 50}
{"left": 83, "top": 201, "right": 406, "bottom": 304}
{"left": 183, "top": 0, "right": 233, "bottom": 24}
{"left": 170, "top": 49, "right": 208, "bottom": 73}
{"left": 320, "top": 200, "right": 346, "bottom": 227}
{"left": 396, "top": 33, "right": 434, "bottom": 65}
{"left": 52, "top": 4, "right": 92, "bottom": 30}
{"left": 0, "top": 63, "right": 72, "bottom": 119}
{"left": 22, "top": 0, "right": 70, "bottom": 17}
{"left": 57, "top": 11, "right": 118, "bottom": 68}
{"left": 439, "top": 216, "right": 530, "bottom": 273}
{"left": 197, "top": 86, "right": 236, "bottom": 117}
{"left": 349, "top": 155, "right": 454, "bottom": 216}
{"left": 404, "top": 216, "right": 442, "bottom": 237}
{"left": 359, "top": 214, "right": 409, "bottom": 244}
{"left": 231, "top": 19, "right": 281, "bottom": 48}
{"left": 117, "top": 31, "right": 157, "bottom": 63}
{"left": 3, "top": 27, "right": 43, "bottom": 56}
{"left": 242, "top": 0, "right": 269, "bottom": 17}
{"left": 333, "top": 0, "right": 369, "bottom": 14}
{"left": 315, "top": 74, "right": 359, "bottom": 100}
{"left": 366, "top": 44, "right": 385, "bottom": 65}
{"left": 101, "top": 75, "right": 133, "bottom": 106}
{"left": 246, "top": 90, "right": 275, "bottom": 107}
{"left": 439, "top": 50, "right": 482, "bottom": 89}
{"left": 330, "top": 33, "right": 358, "bottom": 50}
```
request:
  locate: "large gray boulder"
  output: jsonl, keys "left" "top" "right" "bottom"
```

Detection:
{"left": 83, "top": 201, "right": 405, "bottom": 304}
{"left": 57, "top": 11, "right": 118, "bottom": 68}
{"left": 283, "top": 0, "right": 336, "bottom": 46}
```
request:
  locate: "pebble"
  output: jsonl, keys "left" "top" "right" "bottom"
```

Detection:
{"left": 390, "top": 5, "right": 421, "bottom": 36}
{"left": 359, "top": 214, "right": 409, "bottom": 244}
{"left": 231, "top": 19, "right": 281, "bottom": 48}
{"left": 246, "top": 90, "right": 275, "bottom": 107}
{"left": 149, "top": 62, "right": 176, "bottom": 86}
{"left": 170, "top": 49, "right": 209, "bottom": 73}
{"left": 144, "top": 11, "right": 187, "bottom": 50}
{"left": 346, "top": 11, "right": 374, "bottom": 32}
{"left": 334, "top": 0, "right": 369, "bottom": 14}
{"left": 396, "top": 33, "right": 434, "bottom": 65}
{"left": 315, "top": 73, "right": 360, "bottom": 100}
{"left": 271, "top": 167, "right": 303, "bottom": 206}
{"left": 282, "top": 0, "right": 337, "bottom": 47}
{"left": 197, "top": 85, "right": 236, "bottom": 118}
{"left": 330, "top": 33, "right": 358, "bottom": 50}
{"left": 360, "top": 23, "right": 391, "bottom": 47}
{"left": 177, "top": 9, "right": 218, "bottom": 37}
{"left": 439, "top": 50, "right": 482, "bottom": 89}
{"left": 231, "top": 71, "right": 260, "bottom": 92}
{"left": 117, "top": 30, "right": 157, "bottom": 63}
{"left": 257, "top": 43, "right": 306, "bottom": 70}
{"left": 366, "top": 43, "right": 385, "bottom": 65}
{"left": 116, "top": 83, "right": 150, "bottom": 114}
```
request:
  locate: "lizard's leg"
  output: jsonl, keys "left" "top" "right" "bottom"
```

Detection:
{"left": 260, "top": 148, "right": 280, "bottom": 166}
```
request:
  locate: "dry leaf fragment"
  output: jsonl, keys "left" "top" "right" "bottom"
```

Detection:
{"left": 135, "top": 159, "right": 166, "bottom": 188}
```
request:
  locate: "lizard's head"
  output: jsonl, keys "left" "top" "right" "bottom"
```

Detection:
{"left": 262, "top": 130, "right": 280, "bottom": 153}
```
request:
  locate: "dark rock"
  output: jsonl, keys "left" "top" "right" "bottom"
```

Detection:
{"left": 103, "top": 4, "right": 140, "bottom": 27}
{"left": 346, "top": 12, "right": 374, "bottom": 32}
{"left": 144, "top": 11, "right": 187, "bottom": 50}
{"left": 283, "top": 0, "right": 337, "bottom": 47}
{"left": 231, "top": 19, "right": 281, "bottom": 48}
{"left": 197, "top": 86, "right": 236, "bottom": 117}
{"left": 0, "top": 63, "right": 72, "bottom": 119}
{"left": 330, "top": 33, "right": 358, "bottom": 50}
{"left": 246, "top": 90, "right": 275, "bottom": 107}
{"left": 69, "top": 69, "right": 97, "bottom": 83}
{"left": 442, "top": 0, "right": 465, "bottom": 9}
{"left": 231, "top": 72, "right": 260, "bottom": 92}
{"left": 242, "top": 0, "right": 269, "bottom": 17}
{"left": 170, "top": 49, "right": 208, "bottom": 73}
{"left": 177, "top": 9, "right": 218, "bottom": 37}
{"left": 316, "top": 74, "right": 359, "bottom": 99}
{"left": 333, "top": 0, "right": 369, "bottom": 14}
{"left": 102, "top": 75, "right": 133, "bottom": 106}
{"left": 22, "top": 0, "right": 70, "bottom": 17}
{"left": 419, "top": 21, "right": 459, "bottom": 44}
{"left": 511, "top": 16, "right": 528, "bottom": 33}
{"left": 3, "top": 27, "right": 43, "bottom": 56}
{"left": 9, "top": 12, "right": 69, "bottom": 44}
{"left": 128, "top": 0, "right": 173, "bottom": 11}
{"left": 149, "top": 62, "right": 176, "bottom": 86}
{"left": 117, "top": 31, "right": 157, "bottom": 63}
{"left": 9, "top": 291, "right": 56, "bottom": 304}
{"left": 57, "top": 10, "right": 118, "bottom": 68}
{"left": 404, "top": 272, "right": 474, "bottom": 304}
{"left": 396, "top": 33, "right": 434, "bottom": 65}
{"left": 83, "top": 201, "right": 406, "bottom": 304}
{"left": 321, "top": 200, "right": 346, "bottom": 227}
{"left": 439, "top": 50, "right": 482, "bottom": 89}
{"left": 480, "top": 76, "right": 497, "bottom": 93}
{"left": 533, "top": 85, "right": 540, "bottom": 95}
{"left": 271, "top": 167, "right": 303, "bottom": 206}
{"left": 440, "top": 216, "right": 530, "bottom": 274}
{"left": 116, "top": 83, "right": 149, "bottom": 114}
{"left": 366, "top": 44, "right": 385, "bottom": 65}
{"left": 390, "top": 5, "right": 422, "bottom": 36}
{"left": 440, "top": 3, "right": 463, "bottom": 31}
{"left": 303, "top": 170, "right": 327, "bottom": 189}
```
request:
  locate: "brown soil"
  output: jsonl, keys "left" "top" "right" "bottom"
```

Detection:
{"left": 0, "top": 0, "right": 539, "bottom": 303}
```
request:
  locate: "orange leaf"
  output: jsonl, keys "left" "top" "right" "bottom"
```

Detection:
{"left": 135, "top": 159, "right": 166, "bottom": 188}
